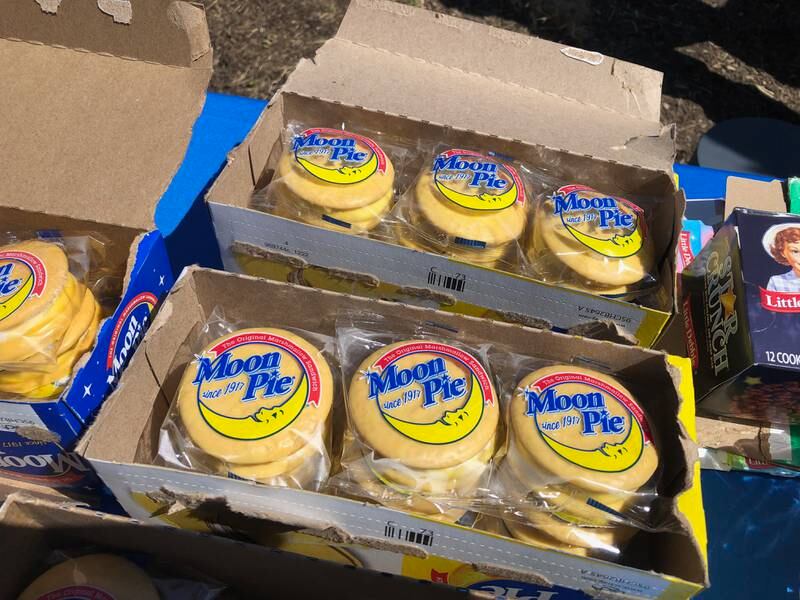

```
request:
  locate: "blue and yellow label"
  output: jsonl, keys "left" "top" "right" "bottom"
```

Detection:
{"left": 551, "top": 184, "right": 645, "bottom": 258}
{"left": 191, "top": 331, "right": 321, "bottom": 441}
{"left": 0, "top": 249, "right": 46, "bottom": 322}
{"left": 432, "top": 149, "right": 524, "bottom": 211}
{"left": 364, "top": 341, "right": 494, "bottom": 445}
{"left": 523, "top": 371, "right": 652, "bottom": 473}
{"left": 292, "top": 127, "right": 388, "bottom": 185}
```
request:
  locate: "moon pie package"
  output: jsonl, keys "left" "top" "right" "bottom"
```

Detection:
{"left": 527, "top": 182, "right": 659, "bottom": 301}
{"left": 0, "top": 232, "right": 111, "bottom": 400}
{"left": 158, "top": 309, "right": 336, "bottom": 491}
{"left": 250, "top": 122, "right": 410, "bottom": 237}
{"left": 18, "top": 551, "right": 229, "bottom": 600}
{"left": 330, "top": 314, "right": 501, "bottom": 523}
{"left": 391, "top": 146, "right": 529, "bottom": 272}
{"left": 486, "top": 352, "right": 671, "bottom": 561}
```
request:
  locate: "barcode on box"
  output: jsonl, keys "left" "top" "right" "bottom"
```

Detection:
{"left": 427, "top": 267, "right": 466, "bottom": 293}
{"left": 384, "top": 521, "right": 434, "bottom": 547}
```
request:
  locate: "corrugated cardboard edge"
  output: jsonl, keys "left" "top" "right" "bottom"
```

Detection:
{"left": 724, "top": 176, "right": 786, "bottom": 218}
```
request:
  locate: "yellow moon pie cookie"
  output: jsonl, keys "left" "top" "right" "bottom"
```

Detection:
{"left": 18, "top": 554, "right": 158, "bottom": 600}
{"left": 348, "top": 340, "right": 499, "bottom": 470}
{"left": 533, "top": 185, "right": 655, "bottom": 287}
{"left": 414, "top": 149, "right": 527, "bottom": 248}
{"left": 510, "top": 365, "right": 658, "bottom": 494}
{"left": 177, "top": 328, "right": 333, "bottom": 465}
{"left": 502, "top": 518, "right": 591, "bottom": 558}
{"left": 277, "top": 127, "right": 395, "bottom": 210}
{"left": 0, "top": 241, "right": 83, "bottom": 367}
{"left": 275, "top": 185, "right": 393, "bottom": 233}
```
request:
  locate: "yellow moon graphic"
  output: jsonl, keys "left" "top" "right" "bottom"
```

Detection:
{"left": 541, "top": 411, "right": 644, "bottom": 473}
{"left": 381, "top": 375, "right": 484, "bottom": 444}
{"left": 564, "top": 221, "right": 643, "bottom": 258}
{"left": 434, "top": 178, "right": 518, "bottom": 212}
{"left": 198, "top": 374, "right": 308, "bottom": 441}
{"left": 296, "top": 151, "right": 378, "bottom": 185}
{"left": 0, "top": 273, "right": 33, "bottom": 321}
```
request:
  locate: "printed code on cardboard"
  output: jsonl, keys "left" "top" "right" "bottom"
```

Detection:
{"left": 384, "top": 521, "right": 434, "bottom": 547}
{"left": 427, "top": 267, "right": 466, "bottom": 293}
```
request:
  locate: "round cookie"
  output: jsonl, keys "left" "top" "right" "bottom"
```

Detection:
{"left": 18, "top": 554, "right": 158, "bottom": 600}
{"left": 0, "top": 302, "right": 100, "bottom": 398}
{"left": 369, "top": 435, "right": 496, "bottom": 496}
{"left": 275, "top": 186, "right": 393, "bottom": 233}
{"left": 497, "top": 456, "right": 630, "bottom": 527}
{"left": 347, "top": 456, "right": 468, "bottom": 523}
{"left": 0, "top": 240, "right": 71, "bottom": 331}
{"left": 414, "top": 149, "right": 527, "bottom": 246}
{"left": 227, "top": 422, "right": 330, "bottom": 488}
{"left": 277, "top": 127, "right": 395, "bottom": 210}
{"left": 348, "top": 340, "right": 499, "bottom": 470}
{"left": 510, "top": 365, "right": 658, "bottom": 494}
{"left": 515, "top": 507, "right": 634, "bottom": 551}
{"left": 502, "top": 518, "right": 591, "bottom": 558}
{"left": 0, "top": 270, "right": 83, "bottom": 368}
{"left": 534, "top": 185, "right": 654, "bottom": 287}
{"left": 177, "top": 328, "right": 334, "bottom": 465}
{"left": 57, "top": 285, "right": 100, "bottom": 353}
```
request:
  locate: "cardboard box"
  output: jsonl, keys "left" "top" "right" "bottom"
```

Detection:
{"left": 205, "top": 0, "right": 684, "bottom": 348}
{"left": 683, "top": 207, "right": 800, "bottom": 428}
{"left": 0, "top": 0, "right": 211, "bottom": 492}
{"left": 0, "top": 494, "right": 466, "bottom": 599}
{"left": 79, "top": 266, "right": 708, "bottom": 598}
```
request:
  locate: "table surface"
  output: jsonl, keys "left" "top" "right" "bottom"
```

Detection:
{"left": 158, "top": 91, "right": 800, "bottom": 599}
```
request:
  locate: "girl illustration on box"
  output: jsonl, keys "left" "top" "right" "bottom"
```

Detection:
{"left": 764, "top": 224, "right": 800, "bottom": 292}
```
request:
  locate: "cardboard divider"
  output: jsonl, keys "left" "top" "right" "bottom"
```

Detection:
{"left": 80, "top": 266, "right": 707, "bottom": 597}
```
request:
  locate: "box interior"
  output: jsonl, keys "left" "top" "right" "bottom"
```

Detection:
{"left": 0, "top": 0, "right": 212, "bottom": 231}
{"left": 82, "top": 267, "right": 706, "bottom": 587}
{"left": 0, "top": 494, "right": 469, "bottom": 599}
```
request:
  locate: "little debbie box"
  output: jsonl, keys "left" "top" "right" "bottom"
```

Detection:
{"left": 0, "top": 0, "right": 211, "bottom": 491}
{"left": 206, "top": 0, "right": 684, "bottom": 348}
{"left": 79, "top": 267, "right": 708, "bottom": 598}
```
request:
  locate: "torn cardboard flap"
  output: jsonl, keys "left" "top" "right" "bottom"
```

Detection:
{"left": 0, "top": 0, "right": 212, "bottom": 231}
{"left": 724, "top": 176, "right": 786, "bottom": 218}
{"left": 283, "top": 0, "right": 671, "bottom": 170}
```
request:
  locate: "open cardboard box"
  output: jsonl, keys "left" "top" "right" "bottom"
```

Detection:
{"left": 0, "top": 494, "right": 467, "bottom": 599}
{"left": 0, "top": 0, "right": 211, "bottom": 493}
{"left": 206, "top": 0, "right": 684, "bottom": 349}
{"left": 79, "top": 266, "right": 708, "bottom": 598}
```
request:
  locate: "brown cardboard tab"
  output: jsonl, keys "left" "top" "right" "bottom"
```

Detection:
{"left": 724, "top": 176, "right": 786, "bottom": 218}
{"left": 282, "top": 0, "right": 670, "bottom": 169}
{"left": 0, "top": 0, "right": 212, "bottom": 231}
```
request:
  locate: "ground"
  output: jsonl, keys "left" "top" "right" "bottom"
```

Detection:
{"left": 202, "top": 0, "right": 799, "bottom": 162}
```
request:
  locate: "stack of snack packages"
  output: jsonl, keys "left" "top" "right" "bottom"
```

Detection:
{"left": 160, "top": 312, "right": 664, "bottom": 563}
{"left": 0, "top": 239, "right": 101, "bottom": 400}
{"left": 250, "top": 123, "right": 661, "bottom": 304}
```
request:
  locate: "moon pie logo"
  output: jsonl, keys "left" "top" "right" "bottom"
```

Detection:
{"left": 38, "top": 586, "right": 115, "bottom": 600}
{"left": 552, "top": 184, "right": 645, "bottom": 258}
{"left": 365, "top": 342, "right": 494, "bottom": 445}
{"left": 192, "top": 332, "right": 321, "bottom": 441}
{"left": 106, "top": 292, "right": 158, "bottom": 385}
{"left": 292, "top": 127, "right": 388, "bottom": 185}
{"left": 432, "top": 149, "right": 524, "bottom": 212}
{"left": 0, "top": 250, "right": 47, "bottom": 322}
{"left": 523, "top": 371, "right": 651, "bottom": 473}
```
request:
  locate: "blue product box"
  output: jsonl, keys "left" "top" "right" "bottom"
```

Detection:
{"left": 0, "top": 0, "right": 212, "bottom": 493}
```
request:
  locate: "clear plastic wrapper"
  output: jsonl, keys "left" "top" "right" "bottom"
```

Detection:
{"left": 18, "top": 550, "right": 229, "bottom": 600}
{"left": 329, "top": 313, "right": 501, "bottom": 523}
{"left": 158, "top": 308, "right": 335, "bottom": 491}
{"left": 0, "top": 231, "right": 115, "bottom": 399}
{"left": 478, "top": 350, "right": 678, "bottom": 561}
{"left": 389, "top": 146, "right": 530, "bottom": 273}
{"left": 250, "top": 121, "right": 412, "bottom": 237}
{"left": 526, "top": 180, "right": 660, "bottom": 301}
